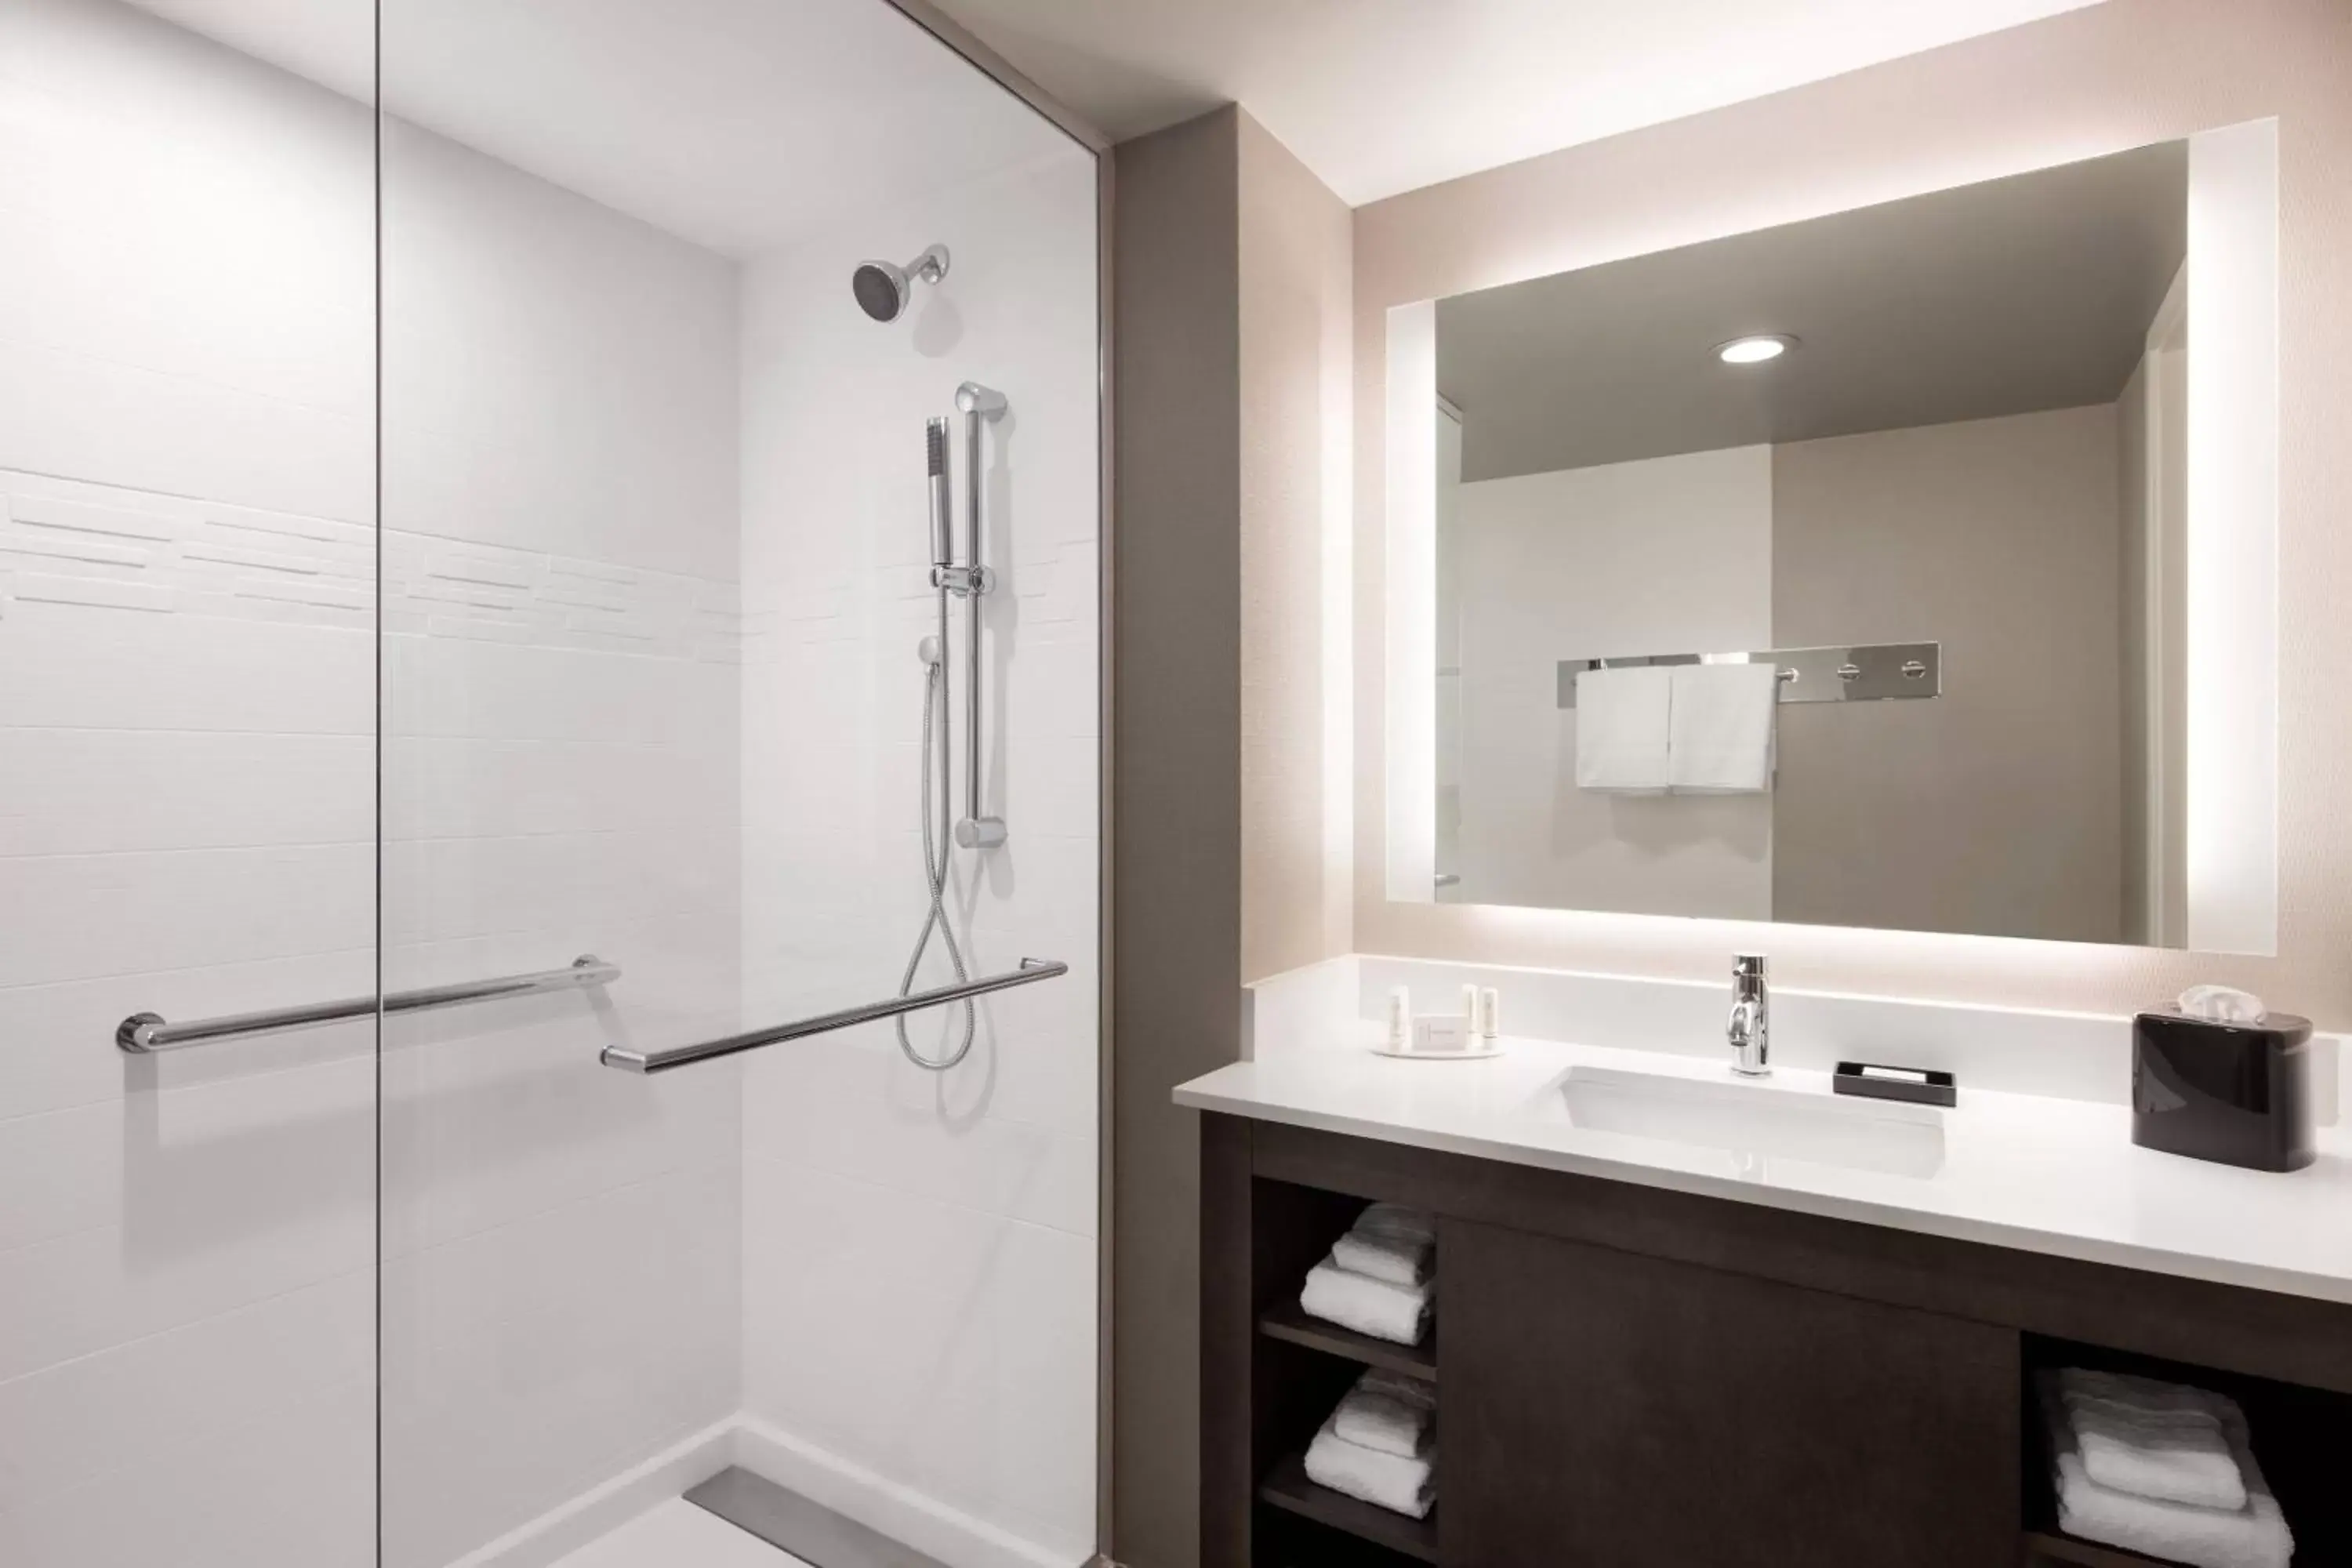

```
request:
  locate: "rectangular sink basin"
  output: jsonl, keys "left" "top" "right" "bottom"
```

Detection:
{"left": 1542, "top": 1064, "right": 1947, "bottom": 1178}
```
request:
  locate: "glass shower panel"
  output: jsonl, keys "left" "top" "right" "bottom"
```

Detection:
{"left": 0, "top": 1, "right": 379, "bottom": 1565}
{"left": 377, "top": 0, "right": 1102, "bottom": 1563}
{"left": 373, "top": 12, "right": 749, "bottom": 1566}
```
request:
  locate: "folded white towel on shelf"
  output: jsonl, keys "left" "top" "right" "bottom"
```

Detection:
{"left": 1305, "top": 1416, "right": 1434, "bottom": 1519}
{"left": 1330, "top": 1203, "right": 1436, "bottom": 1288}
{"left": 2060, "top": 1368, "right": 2248, "bottom": 1512}
{"left": 1573, "top": 665, "right": 1672, "bottom": 793}
{"left": 1331, "top": 1367, "right": 1436, "bottom": 1460}
{"left": 2040, "top": 1377, "right": 2292, "bottom": 1568}
{"left": 1301, "top": 1258, "right": 1431, "bottom": 1345}
{"left": 1666, "top": 661, "right": 1779, "bottom": 793}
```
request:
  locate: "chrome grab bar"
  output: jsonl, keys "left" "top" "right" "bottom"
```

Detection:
{"left": 601, "top": 956, "right": 1067, "bottom": 1075}
{"left": 116, "top": 956, "right": 620, "bottom": 1054}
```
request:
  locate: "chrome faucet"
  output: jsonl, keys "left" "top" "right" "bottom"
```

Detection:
{"left": 1727, "top": 954, "right": 1770, "bottom": 1076}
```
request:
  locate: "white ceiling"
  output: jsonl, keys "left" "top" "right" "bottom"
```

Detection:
{"left": 1437, "top": 140, "right": 2187, "bottom": 481}
{"left": 124, "top": 0, "right": 1083, "bottom": 256}
{"left": 930, "top": 0, "right": 2107, "bottom": 204}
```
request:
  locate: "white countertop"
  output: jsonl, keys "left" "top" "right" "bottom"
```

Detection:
{"left": 1174, "top": 1036, "right": 2352, "bottom": 1307}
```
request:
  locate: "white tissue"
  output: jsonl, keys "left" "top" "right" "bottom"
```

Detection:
{"left": 2178, "top": 985, "right": 2267, "bottom": 1025}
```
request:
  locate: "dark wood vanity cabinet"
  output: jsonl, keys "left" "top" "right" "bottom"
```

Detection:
{"left": 1203, "top": 1112, "right": 2352, "bottom": 1568}
{"left": 1442, "top": 1218, "right": 2017, "bottom": 1566}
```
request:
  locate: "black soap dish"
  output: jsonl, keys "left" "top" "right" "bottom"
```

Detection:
{"left": 1834, "top": 1062, "right": 1957, "bottom": 1107}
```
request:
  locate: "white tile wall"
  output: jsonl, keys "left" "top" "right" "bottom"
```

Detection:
{"left": 0, "top": 0, "right": 376, "bottom": 524}
{"left": 735, "top": 151, "right": 1102, "bottom": 1563}
{"left": 379, "top": 1167, "right": 742, "bottom": 1568}
{"left": 0, "top": 13, "right": 384, "bottom": 1541}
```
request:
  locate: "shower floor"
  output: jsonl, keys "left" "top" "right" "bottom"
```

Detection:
{"left": 553, "top": 1499, "right": 808, "bottom": 1567}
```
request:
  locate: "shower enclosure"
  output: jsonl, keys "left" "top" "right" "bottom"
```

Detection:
{"left": 0, "top": 1, "right": 1105, "bottom": 1563}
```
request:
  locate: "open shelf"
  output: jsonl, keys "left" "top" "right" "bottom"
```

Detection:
{"left": 1257, "top": 1452, "right": 1439, "bottom": 1564}
{"left": 1258, "top": 1303, "right": 1437, "bottom": 1382}
{"left": 2020, "top": 1334, "right": 2343, "bottom": 1568}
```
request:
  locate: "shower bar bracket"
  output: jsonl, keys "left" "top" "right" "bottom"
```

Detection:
{"left": 600, "top": 956, "right": 1067, "bottom": 1075}
{"left": 931, "top": 563, "right": 993, "bottom": 597}
{"left": 116, "top": 955, "right": 620, "bottom": 1054}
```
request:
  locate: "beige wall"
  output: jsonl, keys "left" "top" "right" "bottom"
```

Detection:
{"left": 1351, "top": 0, "right": 2352, "bottom": 1024}
{"left": 1239, "top": 113, "right": 1355, "bottom": 982}
{"left": 1114, "top": 103, "right": 1353, "bottom": 1568}
{"left": 1771, "top": 405, "right": 2123, "bottom": 943}
{"left": 1112, "top": 106, "right": 1240, "bottom": 1568}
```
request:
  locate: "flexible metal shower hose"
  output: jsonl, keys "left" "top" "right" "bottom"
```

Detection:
{"left": 897, "top": 604, "right": 977, "bottom": 1070}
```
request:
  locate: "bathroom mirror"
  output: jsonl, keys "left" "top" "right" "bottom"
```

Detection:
{"left": 1385, "top": 126, "right": 2279, "bottom": 953}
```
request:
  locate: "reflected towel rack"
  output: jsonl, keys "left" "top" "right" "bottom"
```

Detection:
{"left": 1556, "top": 642, "right": 1940, "bottom": 708}
{"left": 116, "top": 956, "right": 620, "bottom": 1054}
{"left": 601, "top": 956, "right": 1068, "bottom": 1075}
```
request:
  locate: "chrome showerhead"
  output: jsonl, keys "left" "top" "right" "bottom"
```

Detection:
{"left": 853, "top": 244, "right": 949, "bottom": 323}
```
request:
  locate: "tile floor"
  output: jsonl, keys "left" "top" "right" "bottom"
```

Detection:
{"left": 551, "top": 1499, "right": 806, "bottom": 1567}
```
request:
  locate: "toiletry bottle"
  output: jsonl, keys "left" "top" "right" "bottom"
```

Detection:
{"left": 1477, "top": 987, "right": 1500, "bottom": 1040}
{"left": 1385, "top": 988, "right": 1413, "bottom": 1052}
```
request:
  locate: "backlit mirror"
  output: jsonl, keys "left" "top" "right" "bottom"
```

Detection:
{"left": 1385, "top": 126, "right": 2278, "bottom": 953}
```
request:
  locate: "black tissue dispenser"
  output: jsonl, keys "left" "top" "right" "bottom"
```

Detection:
{"left": 2132, "top": 989, "right": 2314, "bottom": 1172}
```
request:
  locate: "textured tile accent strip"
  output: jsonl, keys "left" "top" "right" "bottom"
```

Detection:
{"left": 0, "top": 470, "right": 741, "bottom": 660}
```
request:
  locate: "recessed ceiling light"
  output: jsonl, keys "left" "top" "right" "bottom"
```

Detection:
{"left": 1716, "top": 335, "right": 1795, "bottom": 365}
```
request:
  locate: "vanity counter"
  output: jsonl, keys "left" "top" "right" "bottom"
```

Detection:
{"left": 1174, "top": 1036, "right": 2352, "bottom": 1306}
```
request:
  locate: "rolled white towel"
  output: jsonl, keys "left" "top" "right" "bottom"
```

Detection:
{"left": 1330, "top": 1204, "right": 1436, "bottom": 1288}
{"left": 2060, "top": 1368, "right": 2247, "bottom": 1512}
{"left": 2041, "top": 1378, "right": 2292, "bottom": 1568}
{"left": 1305, "top": 1417, "right": 1434, "bottom": 1519}
{"left": 1331, "top": 1367, "right": 1436, "bottom": 1460}
{"left": 1301, "top": 1258, "right": 1431, "bottom": 1345}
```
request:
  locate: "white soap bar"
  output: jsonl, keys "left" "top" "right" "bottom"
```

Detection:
{"left": 1859, "top": 1065, "right": 1930, "bottom": 1083}
{"left": 1412, "top": 1014, "right": 1471, "bottom": 1054}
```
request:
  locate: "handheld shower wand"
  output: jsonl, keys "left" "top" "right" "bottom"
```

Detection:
{"left": 926, "top": 417, "right": 952, "bottom": 575}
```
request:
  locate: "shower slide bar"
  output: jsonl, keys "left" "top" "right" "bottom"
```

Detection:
{"left": 115, "top": 956, "right": 620, "bottom": 1054}
{"left": 599, "top": 956, "right": 1067, "bottom": 1075}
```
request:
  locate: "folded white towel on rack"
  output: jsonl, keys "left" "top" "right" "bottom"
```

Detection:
{"left": 1331, "top": 1367, "right": 1436, "bottom": 1460}
{"left": 1305, "top": 1415, "right": 1435, "bottom": 1519}
{"left": 2041, "top": 1377, "right": 2292, "bottom": 1568}
{"left": 2060, "top": 1368, "right": 2248, "bottom": 1512}
{"left": 1301, "top": 1258, "right": 1431, "bottom": 1345}
{"left": 1667, "top": 661, "right": 1779, "bottom": 793}
{"left": 1573, "top": 666, "right": 1672, "bottom": 792}
{"left": 1330, "top": 1203, "right": 1436, "bottom": 1287}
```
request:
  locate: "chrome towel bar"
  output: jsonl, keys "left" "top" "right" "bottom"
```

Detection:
{"left": 1556, "top": 641, "right": 1941, "bottom": 707}
{"left": 601, "top": 956, "right": 1068, "bottom": 1075}
{"left": 116, "top": 955, "right": 620, "bottom": 1054}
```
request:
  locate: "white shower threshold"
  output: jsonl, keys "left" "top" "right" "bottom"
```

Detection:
{"left": 445, "top": 1415, "right": 1085, "bottom": 1568}
{"left": 553, "top": 1500, "right": 808, "bottom": 1568}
